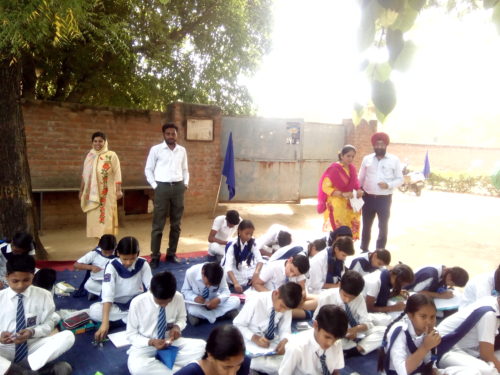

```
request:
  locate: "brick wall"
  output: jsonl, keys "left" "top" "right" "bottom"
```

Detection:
{"left": 23, "top": 100, "right": 221, "bottom": 229}
{"left": 343, "top": 119, "right": 378, "bottom": 170}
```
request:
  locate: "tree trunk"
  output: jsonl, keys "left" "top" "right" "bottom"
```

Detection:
{"left": 0, "top": 59, "right": 47, "bottom": 259}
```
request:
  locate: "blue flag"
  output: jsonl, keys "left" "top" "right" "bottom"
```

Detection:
{"left": 222, "top": 132, "right": 236, "bottom": 200}
{"left": 423, "top": 151, "right": 431, "bottom": 179}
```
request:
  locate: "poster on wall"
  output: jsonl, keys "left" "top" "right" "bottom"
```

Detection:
{"left": 286, "top": 122, "right": 300, "bottom": 145}
{"left": 186, "top": 118, "right": 214, "bottom": 141}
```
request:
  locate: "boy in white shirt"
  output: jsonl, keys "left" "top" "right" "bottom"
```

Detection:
{"left": 181, "top": 262, "right": 240, "bottom": 326}
{"left": 127, "top": 271, "right": 205, "bottom": 375}
{"left": 254, "top": 224, "right": 292, "bottom": 257}
{"left": 233, "top": 282, "right": 303, "bottom": 374}
{"left": 460, "top": 266, "right": 499, "bottom": 309}
{"left": 207, "top": 210, "right": 240, "bottom": 261}
{"left": 252, "top": 254, "right": 309, "bottom": 293}
{"left": 0, "top": 255, "right": 74, "bottom": 375}
{"left": 278, "top": 305, "right": 348, "bottom": 375}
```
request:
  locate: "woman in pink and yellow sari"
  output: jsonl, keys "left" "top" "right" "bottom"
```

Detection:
{"left": 317, "top": 145, "right": 363, "bottom": 239}
{"left": 79, "top": 132, "right": 122, "bottom": 238}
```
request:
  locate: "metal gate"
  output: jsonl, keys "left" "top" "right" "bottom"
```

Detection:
{"left": 220, "top": 117, "right": 345, "bottom": 202}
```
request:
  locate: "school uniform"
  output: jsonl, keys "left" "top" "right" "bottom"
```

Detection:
{"left": 0, "top": 285, "right": 75, "bottom": 373}
{"left": 233, "top": 291, "right": 292, "bottom": 374}
{"left": 0, "top": 243, "right": 36, "bottom": 289}
{"left": 223, "top": 239, "right": 262, "bottom": 287}
{"left": 251, "top": 259, "right": 306, "bottom": 292}
{"left": 278, "top": 328, "right": 344, "bottom": 375}
{"left": 181, "top": 263, "right": 240, "bottom": 323}
{"left": 460, "top": 271, "right": 496, "bottom": 309}
{"left": 362, "top": 269, "right": 394, "bottom": 326}
{"left": 268, "top": 243, "right": 308, "bottom": 261}
{"left": 127, "top": 291, "right": 205, "bottom": 375}
{"left": 89, "top": 257, "right": 152, "bottom": 323}
{"left": 174, "top": 356, "right": 251, "bottom": 375}
{"left": 255, "top": 224, "right": 290, "bottom": 253}
{"left": 437, "top": 296, "right": 500, "bottom": 375}
{"left": 207, "top": 215, "right": 239, "bottom": 257}
{"left": 348, "top": 252, "right": 380, "bottom": 277}
{"left": 307, "top": 248, "right": 345, "bottom": 295}
{"left": 313, "top": 288, "right": 385, "bottom": 354}
{"left": 406, "top": 264, "right": 445, "bottom": 293}
{"left": 75, "top": 247, "right": 117, "bottom": 295}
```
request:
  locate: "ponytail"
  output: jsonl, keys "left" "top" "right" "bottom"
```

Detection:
{"left": 377, "top": 311, "right": 406, "bottom": 372}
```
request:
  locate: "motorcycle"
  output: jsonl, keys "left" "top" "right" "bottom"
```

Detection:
{"left": 399, "top": 166, "right": 425, "bottom": 196}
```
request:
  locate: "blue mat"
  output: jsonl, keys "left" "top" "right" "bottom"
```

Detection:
{"left": 54, "top": 256, "right": 379, "bottom": 375}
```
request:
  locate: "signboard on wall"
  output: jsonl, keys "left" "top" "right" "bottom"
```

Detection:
{"left": 186, "top": 118, "right": 214, "bottom": 141}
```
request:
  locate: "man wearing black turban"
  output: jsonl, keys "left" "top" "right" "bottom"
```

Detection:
{"left": 358, "top": 132, "right": 403, "bottom": 252}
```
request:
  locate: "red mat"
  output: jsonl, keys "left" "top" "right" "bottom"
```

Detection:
{"left": 36, "top": 251, "right": 209, "bottom": 271}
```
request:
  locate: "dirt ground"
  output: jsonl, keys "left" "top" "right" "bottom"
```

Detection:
{"left": 40, "top": 190, "right": 499, "bottom": 279}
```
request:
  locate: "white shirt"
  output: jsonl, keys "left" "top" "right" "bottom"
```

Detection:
{"left": 387, "top": 315, "right": 431, "bottom": 375}
{"left": 258, "top": 259, "right": 305, "bottom": 291}
{"left": 126, "top": 291, "right": 187, "bottom": 348}
{"left": 181, "top": 263, "right": 230, "bottom": 303}
{"left": 0, "top": 243, "right": 36, "bottom": 284}
{"left": 101, "top": 258, "right": 152, "bottom": 304}
{"left": 307, "top": 250, "right": 338, "bottom": 295}
{"left": 313, "top": 288, "right": 373, "bottom": 329}
{"left": 358, "top": 152, "right": 403, "bottom": 195}
{"left": 411, "top": 265, "right": 444, "bottom": 292}
{"left": 347, "top": 252, "right": 376, "bottom": 277}
{"left": 76, "top": 248, "right": 114, "bottom": 281}
{"left": 437, "top": 296, "right": 499, "bottom": 357}
{"left": 0, "top": 285, "right": 56, "bottom": 339}
{"left": 460, "top": 271, "right": 495, "bottom": 308}
{"left": 363, "top": 269, "right": 383, "bottom": 299}
{"left": 145, "top": 142, "right": 189, "bottom": 189}
{"left": 278, "top": 329, "right": 344, "bottom": 375}
{"left": 233, "top": 291, "right": 291, "bottom": 342}
{"left": 268, "top": 242, "right": 308, "bottom": 261}
{"left": 210, "top": 215, "right": 238, "bottom": 242}
{"left": 255, "top": 224, "right": 290, "bottom": 251}
{"left": 223, "top": 240, "right": 263, "bottom": 286}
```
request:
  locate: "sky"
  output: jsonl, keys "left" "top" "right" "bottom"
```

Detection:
{"left": 244, "top": 0, "right": 500, "bottom": 147}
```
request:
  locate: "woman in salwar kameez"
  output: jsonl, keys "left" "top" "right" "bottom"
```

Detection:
{"left": 317, "top": 145, "right": 363, "bottom": 239}
{"left": 79, "top": 132, "right": 122, "bottom": 238}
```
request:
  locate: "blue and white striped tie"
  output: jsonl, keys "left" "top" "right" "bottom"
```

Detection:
{"left": 14, "top": 294, "right": 28, "bottom": 363}
{"left": 320, "top": 352, "right": 329, "bottom": 375}
{"left": 344, "top": 303, "right": 358, "bottom": 328}
{"left": 157, "top": 306, "right": 166, "bottom": 339}
{"left": 265, "top": 308, "right": 276, "bottom": 340}
{"left": 202, "top": 286, "right": 210, "bottom": 299}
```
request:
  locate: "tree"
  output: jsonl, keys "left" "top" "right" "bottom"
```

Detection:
{"left": 355, "top": 0, "right": 500, "bottom": 124}
{"left": 0, "top": 0, "right": 272, "bottom": 257}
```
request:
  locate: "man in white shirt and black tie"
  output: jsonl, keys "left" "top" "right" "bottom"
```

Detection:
{"left": 145, "top": 123, "right": 189, "bottom": 268}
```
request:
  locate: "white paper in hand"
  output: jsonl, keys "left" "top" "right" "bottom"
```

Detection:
{"left": 350, "top": 190, "right": 364, "bottom": 212}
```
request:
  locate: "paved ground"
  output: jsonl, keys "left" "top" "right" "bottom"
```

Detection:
{"left": 40, "top": 190, "right": 500, "bottom": 279}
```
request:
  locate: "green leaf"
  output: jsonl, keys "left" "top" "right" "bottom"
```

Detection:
{"left": 357, "top": 13, "right": 376, "bottom": 51}
{"left": 392, "top": 6, "right": 418, "bottom": 32}
{"left": 493, "top": 2, "right": 500, "bottom": 34}
{"left": 377, "top": 0, "right": 405, "bottom": 11}
{"left": 371, "top": 79, "right": 397, "bottom": 118}
{"left": 391, "top": 40, "right": 417, "bottom": 71}
{"left": 386, "top": 28, "right": 404, "bottom": 63}
{"left": 409, "top": 0, "right": 426, "bottom": 11}
{"left": 366, "top": 62, "right": 393, "bottom": 82}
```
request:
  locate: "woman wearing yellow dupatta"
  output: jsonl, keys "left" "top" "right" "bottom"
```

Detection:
{"left": 79, "top": 132, "right": 123, "bottom": 238}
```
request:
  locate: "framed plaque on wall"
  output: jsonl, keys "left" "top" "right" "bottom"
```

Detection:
{"left": 186, "top": 118, "right": 214, "bottom": 141}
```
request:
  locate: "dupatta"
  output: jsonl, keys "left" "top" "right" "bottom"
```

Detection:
{"left": 317, "top": 162, "right": 360, "bottom": 213}
{"left": 80, "top": 141, "right": 110, "bottom": 213}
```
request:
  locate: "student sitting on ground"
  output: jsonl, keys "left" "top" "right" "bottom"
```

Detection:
{"left": 254, "top": 224, "right": 292, "bottom": 257}
{"left": 223, "top": 220, "right": 263, "bottom": 293}
{"left": 181, "top": 262, "right": 240, "bottom": 326}
{"left": 278, "top": 305, "right": 348, "bottom": 375}
{"left": 363, "top": 263, "right": 414, "bottom": 326}
{"left": 207, "top": 210, "right": 241, "bottom": 262}
{"left": 327, "top": 225, "right": 353, "bottom": 247}
{"left": 303, "top": 270, "right": 386, "bottom": 357}
{"left": 127, "top": 271, "right": 205, "bottom": 375}
{"left": 91, "top": 236, "right": 152, "bottom": 342}
{"left": 348, "top": 249, "right": 391, "bottom": 277}
{"left": 73, "top": 234, "right": 117, "bottom": 299}
{"left": 268, "top": 236, "right": 327, "bottom": 261}
{"left": 0, "top": 232, "right": 56, "bottom": 293}
{"left": 233, "top": 282, "right": 303, "bottom": 375}
{"left": 307, "top": 237, "right": 355, "bottom": 294}
{"left": 174, "top": 324, "right": 251, "bottom": 375}
{"left": 406, "top": 264, "right": 469, "bottom": 299}
{"left": 437, "top": 295, "right": 500, "bottom": 375}
{"left": 251, "top": 254, "right": 310, "bottom": 293}
{"left": 460, "top": 265, "right": 499, "bottom": 309}
{"left": 0, "top": 254, "right": 74, "bottom": 375}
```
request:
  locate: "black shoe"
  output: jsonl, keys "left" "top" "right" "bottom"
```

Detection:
{"left": 166, "top": 255, "right": 181, "bottom": 264}
{"left": 187, "top": 314, "right": 201, "bottom": 326}
{"left": 150, "top": 258, "right": 160, "bottom": 269}
{"left": 5, "top": 363, "right": 37, "bottom": 375}
{"left": 223, "top": 309, "right": 239, "bottom": 320}
{"left": 38, "top": 361, "right": 72, "bottom": 375}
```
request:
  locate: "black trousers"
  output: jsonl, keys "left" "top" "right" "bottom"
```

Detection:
{"left": 360, "top": 194, "right": 392, "bottom": 251}
{"left": 150, "top": 181, "right": 185, "bottom": 259}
